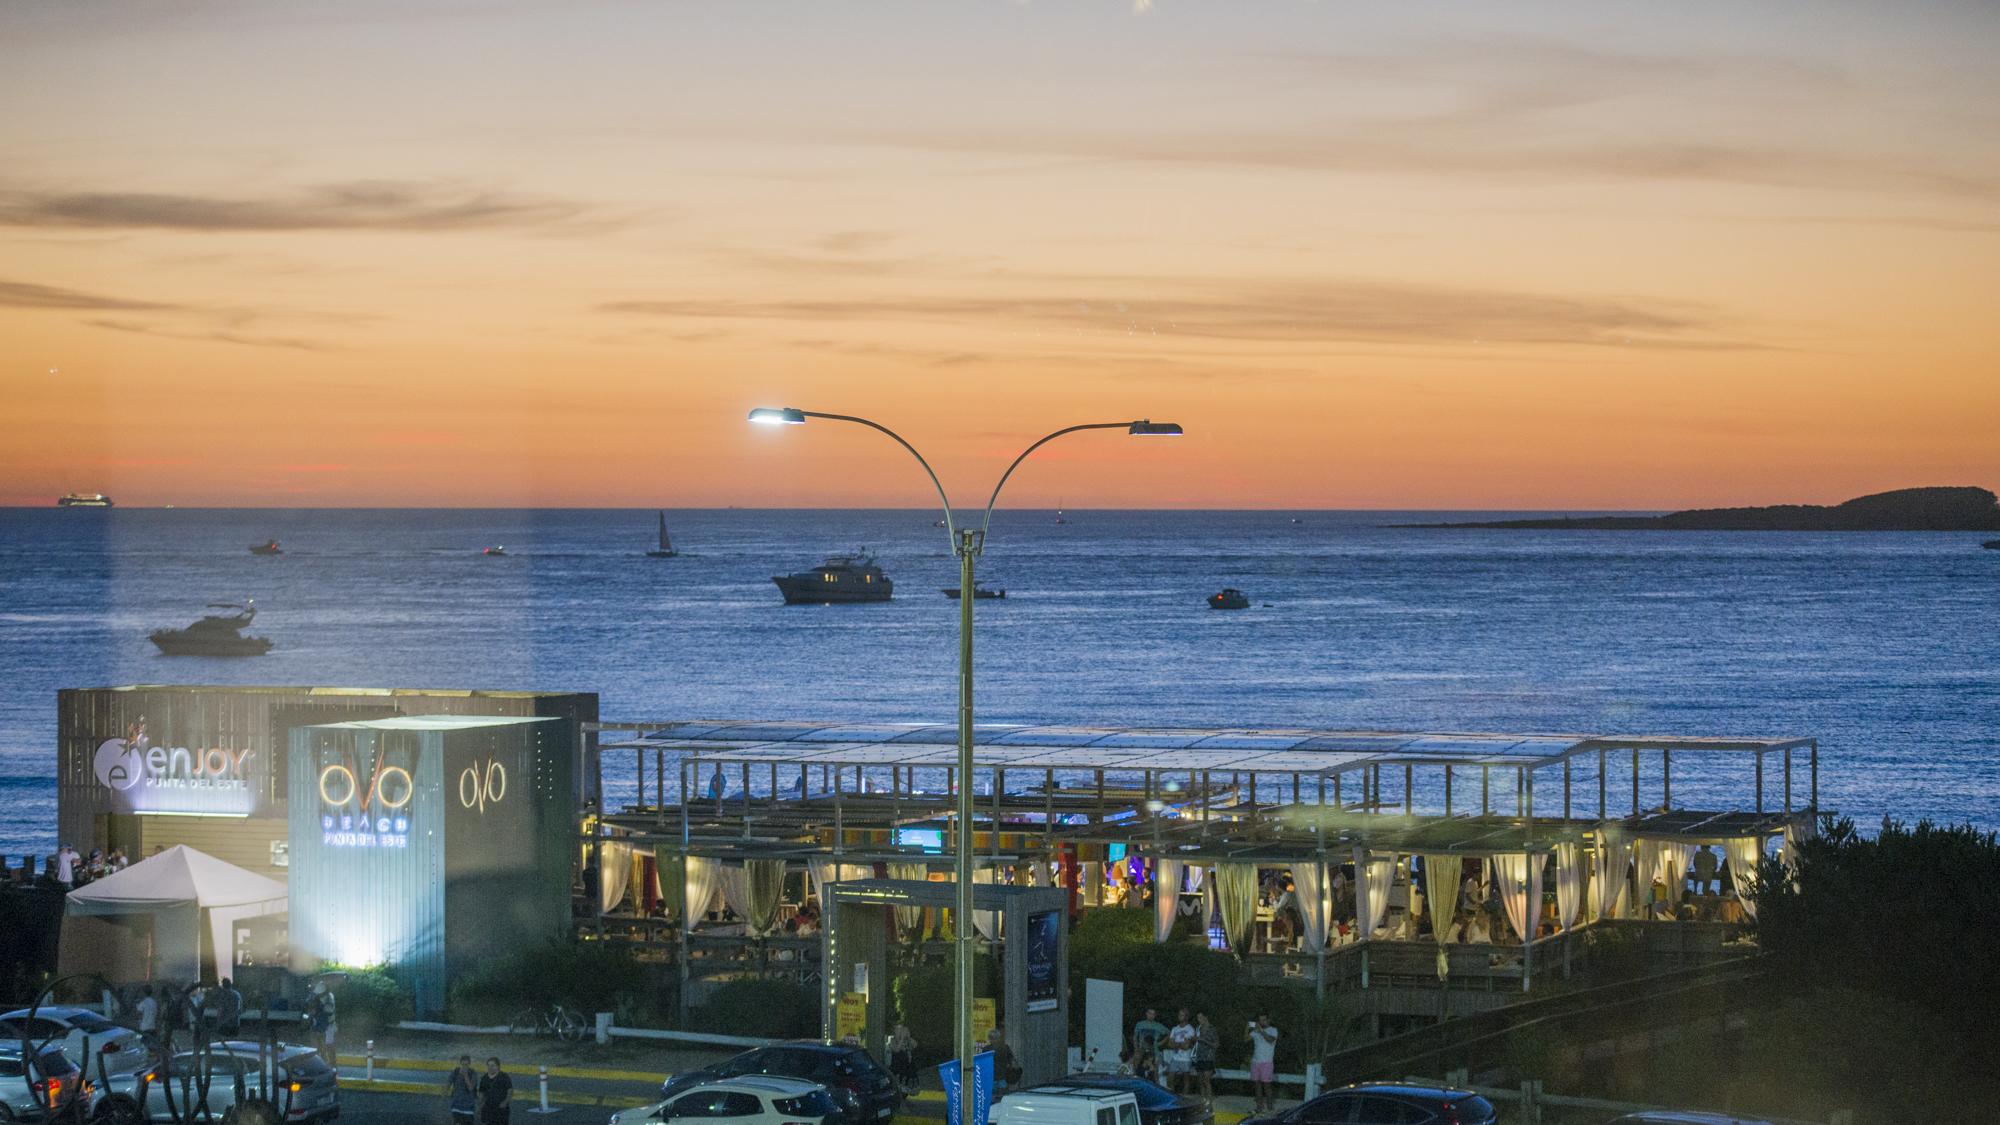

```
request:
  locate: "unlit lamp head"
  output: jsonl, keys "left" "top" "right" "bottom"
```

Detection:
{"left": 748, "top": 407, "right": 807, "bottom": 425}
{"left": 1127, "top": 420, "right": 1184, "bottom": 436}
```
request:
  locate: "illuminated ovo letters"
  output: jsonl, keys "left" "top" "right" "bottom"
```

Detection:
{"left": 317, "top": 763, "right": 413, "bottom": 810}
{"left": 459, "top": 759, "right": 506, "bottom": 812}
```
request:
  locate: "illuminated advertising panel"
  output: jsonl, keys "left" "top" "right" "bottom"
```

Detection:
{"left": 89, "top": 714, "right": 263, "bottom": 818}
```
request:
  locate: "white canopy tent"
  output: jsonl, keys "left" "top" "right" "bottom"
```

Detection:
{"left": 60, "top": 845, "right": 287, "bottom": 984}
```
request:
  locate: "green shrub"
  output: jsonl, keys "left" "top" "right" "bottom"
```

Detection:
{"left": 892, "top": 955, "right": 996, "bottom": 1066}
{"left": 320, "top": 964, "right": 411, "bottom": 1036}
{"left": 691, "top": 979, "right": 819, "bottom": 1039}
{"left": 1066, "top": 910, "right": 1277, "bottom": 1066}
{"left": 446, "top": 937, "right": 650, "bottom": 1024}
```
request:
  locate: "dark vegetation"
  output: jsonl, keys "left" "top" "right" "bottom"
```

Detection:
{"left": 1404, "top": 485, "right": 2000, "bottom": 530}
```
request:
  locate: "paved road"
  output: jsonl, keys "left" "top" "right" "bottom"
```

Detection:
{"left": 339, "top": 1085, "right": 649, "bottom": 1123}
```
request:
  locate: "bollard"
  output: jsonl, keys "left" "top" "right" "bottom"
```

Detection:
{"left": 1303, "top": 1063, "right": 1322, "bottom": 1100}
{"left": 365, "top": 1040, "right": 374, "bottom": 1082}
{"left": 528, "top": 1063, "right": 560, "bottom": 1115}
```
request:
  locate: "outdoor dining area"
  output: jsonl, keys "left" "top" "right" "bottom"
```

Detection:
{"left": 579, "top": 720, "right": 1819, "bottom": 1013}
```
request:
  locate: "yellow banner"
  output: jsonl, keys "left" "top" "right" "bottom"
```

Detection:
{"left": 837, "top": 992, "right": 869, "bottom": 1042}
{"left": 973, "top": 997, "right": 996, "bottom": 1045}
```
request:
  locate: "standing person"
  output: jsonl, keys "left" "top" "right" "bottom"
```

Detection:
{"left": 1692, "top": 846, "right": 1720, "bottom": 896}
{"left": 987, "top": 1026, "right": 1021, "bottom": 1093}
{"left": 215, "top": 978, "right": 243, "bottom": 1037}
{"left": 887, "top": 1023, "right": 918, "bottom": 1095}
{"left": 1191, "top": 1013, "right": 1218, "bottom": 1102}
{"left": 1245, "top": 1015, "right": 1279, "bottom": 1113}
{"left": 447, "top": 1055, "right": 479, "bottom": 1125}
{"left": 55, "top": 844, "right": 77, "bottom": 889}
{"left": 477, "top": 1057, "right": 513, "bottom": 1125}
{"left": 308, "top": 981, "right": 338, "bottom": 1064}
{"left": 1131, "top": 1007, "right": 1167, "bottom": 1060}
{"left": 135, "top": 985, "right": 160, "bottom": 1048}
{"left": 1163, "top": 1010, "right": 1196, "bottom": 1093}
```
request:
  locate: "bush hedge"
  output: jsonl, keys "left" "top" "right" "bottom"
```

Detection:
{"left": 691, "top": 978, "right": 820, "bottom": 1039}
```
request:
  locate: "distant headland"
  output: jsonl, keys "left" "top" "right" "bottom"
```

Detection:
{"left": 1401, "top": 486, "right": 2000, "bottom": 531}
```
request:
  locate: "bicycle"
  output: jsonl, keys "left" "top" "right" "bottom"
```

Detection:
{"left": 509, "top": 1003, "right": 588, "bottom": 1043}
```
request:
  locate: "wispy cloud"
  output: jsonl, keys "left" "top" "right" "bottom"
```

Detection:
{"left": 0, "top": 279, "right": 174, "bottom": 311}
{"left": 86, "top": 318, "right": 336, "bottom": 353}
{"left": 604, "top": 277, "right": 1746, "bottom": 351}
{"left": 0, "top": 180, "right": 593, "bottom": 233}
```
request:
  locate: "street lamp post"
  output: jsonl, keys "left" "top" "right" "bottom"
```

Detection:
{"left": 749, "top": 407, "right": 1181, "bottom": 1124}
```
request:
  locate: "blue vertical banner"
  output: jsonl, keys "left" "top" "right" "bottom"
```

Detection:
{"left": 938, "top": 1051, "right": 995, "bottom": 1125}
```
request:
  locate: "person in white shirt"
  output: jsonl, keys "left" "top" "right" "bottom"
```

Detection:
{"left": 1246, "top": 1015, "right": 1279, "bottom": 1112}
{"left": 1163, "top": 1010, "right": 1196, "bottom": 1093}
{"left": 135, "top": 985, "right": 160, "bottom": 1046}
{"left": 56, "top": 845, "right": 77, "bottom": 887}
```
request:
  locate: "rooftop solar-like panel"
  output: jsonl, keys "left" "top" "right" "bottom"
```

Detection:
{"left": 795, "top": 725, "right": 932, "bottom": 743}
{"left": 992, "top": 727, "right": 1118, "bottom": 747}
{"left": 1089, "top": 731, "right": 1216, "bottom": 749}
{"left": 1188, "top": 734, "right": 1317, "bottom": 751}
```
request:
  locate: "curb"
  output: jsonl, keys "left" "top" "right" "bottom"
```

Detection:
{"left": 343, "top": 1077, "right": 656, "bottom": 1109}
{"left": 340, "top": 1055, "right": 666, "bottom": 1083}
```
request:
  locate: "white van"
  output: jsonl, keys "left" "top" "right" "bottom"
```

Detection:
{"left": 990, "top": 1085, "right": 1142, "bottom": 1125}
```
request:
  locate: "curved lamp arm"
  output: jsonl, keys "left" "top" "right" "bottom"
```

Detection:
{"left": 794, "top": 410, "right": 959, "bottom": 545}
{"left": 977, "top": 421, "right": 1150, "bottom": 544}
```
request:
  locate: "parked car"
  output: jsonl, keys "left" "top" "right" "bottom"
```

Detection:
{"left": 1607, "top": 1115, "right": 1777, "bottom": 1124}
{"left": 0, "top": 1041, "right": 90, "bottom": 1123}
{"left": 660, "top": 1043, "right": 901, "bottom": 1125}
{"left": 613, "top": 1075, "right": 841, "bottom": 1125}
{"left": 0, "top": 1007, "right": 151, "bottom": 1079}
{"left": 88, "top": 1041, "right": 339, "bottom": 1123}
{"left": 1240, "top": 1082, "right": 1498, "bottom": 1125}
{"left": 1024, "top": 1075, "right": 1211, "bottom": 1125}
{"left": 988, "top": 1083, "right": 1141, "bottom": 1125}
{"left": 1600, "top": 1104, "right": 1776, "bottom": 1112}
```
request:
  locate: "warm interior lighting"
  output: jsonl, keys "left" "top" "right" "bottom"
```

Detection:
{"left": 748, "top": 407, "right": 807, "bottom": 425}
{"left": 1127, "top": 420, "right": 1183, "bottom": 436}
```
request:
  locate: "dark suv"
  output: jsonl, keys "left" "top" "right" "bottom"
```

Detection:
{"left": 1242, "top": 1083, "right": 1498, "bottom": 1125}
{"left": 661, "top": 1043, "right": 901, "bottom": 1125}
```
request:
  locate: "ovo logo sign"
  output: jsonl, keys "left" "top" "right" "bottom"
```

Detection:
{"left": 318, "top": 763, "right": 414, "bottom": 810}
{"left": 458, "top": 759, "right": 507, "bottom": 812}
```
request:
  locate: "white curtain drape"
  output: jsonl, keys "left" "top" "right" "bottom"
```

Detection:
{"left": 1554, "top": 843, "right": 1584, "bottom": 931}
{"left": 684, "top": 856, "right": 720, "bottom": 926}
{"left": 1185, "top": 865, "right": 1206, "bottom": 893}
{"left": 888, "top": 863, "right": 928, "bottom": 940}
{"left": 1353, "top": 849, "right": 1395, "bottom": 940}
{"left": 973, "top": 867, "right": 1000, "bottom": 941}
{"left": 1636, "top": 840, "right": 1696, "bottom": 911}
{"left": 1291, "top": 862, "right": 1327, "bottom": 953}
{"left": 1154, "top": 859, "right": 1185, "bottom": 943}
{"left": 1591, "top": 827, "right": 1632, "bottom": 921}
{"left": 598, "top": 840, "right": 633, "bottom": 913}
{"left": 1724, "top": 837, "right": 1766, "bottom": 921}
{"left": 1491, "top": 853, "right": 1543, "bottom": 943}
{"left": 719, "top": 861, "right": 785, "bottom": 935}
{"left": 807, "top": 859, "right": 870, "bottom": 902}
{"left": 1778, "top": 823, "right": 1803, "bottom": 873}
{"left": 1419, "top": 855, "right": 1459, "bottom": 980}
{"left": 1214, "top": 863, "right": 1259, "bottom": 954}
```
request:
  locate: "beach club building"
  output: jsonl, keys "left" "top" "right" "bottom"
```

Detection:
{"left": 53, "top": 685, "right": 595, "bottom": 1003}
{"left": 51, "top": 684, "right": 1821, "bottom": 1040}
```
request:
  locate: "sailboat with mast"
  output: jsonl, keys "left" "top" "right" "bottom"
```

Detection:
{"left": 646, "top": 511, "right": 678, "bottom": 557}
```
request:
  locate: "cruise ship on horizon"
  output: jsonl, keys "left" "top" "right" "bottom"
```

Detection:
{"left": 56, "top": 493, "right": 113, "bottom": 508}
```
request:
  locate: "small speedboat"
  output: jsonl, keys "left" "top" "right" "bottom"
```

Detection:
{"left": 942, "top": 585, "right": 1005, "bottom": 600}
{"left": 1208, "top": 588, "right": 1250, "bottom": 610}
{"left": 250, "top": 540, "right": 282, "bottom": 556}
{"left": 1985, "top": 540, "right": 2000, "bottom": 550}
{"left": 150, "top": 601, "right": 274, "bottom": 656}
{"left": 483, "top": 545, "right": 508, "bottom": 556}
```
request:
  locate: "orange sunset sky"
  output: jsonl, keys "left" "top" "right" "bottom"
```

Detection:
{"left": 3, "top": 1, "right": 1997, "bottom": 509}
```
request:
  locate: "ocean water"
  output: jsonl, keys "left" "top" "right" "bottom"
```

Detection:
{"left": 1, "top": 507, "right": 1996, "bottom": 857}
